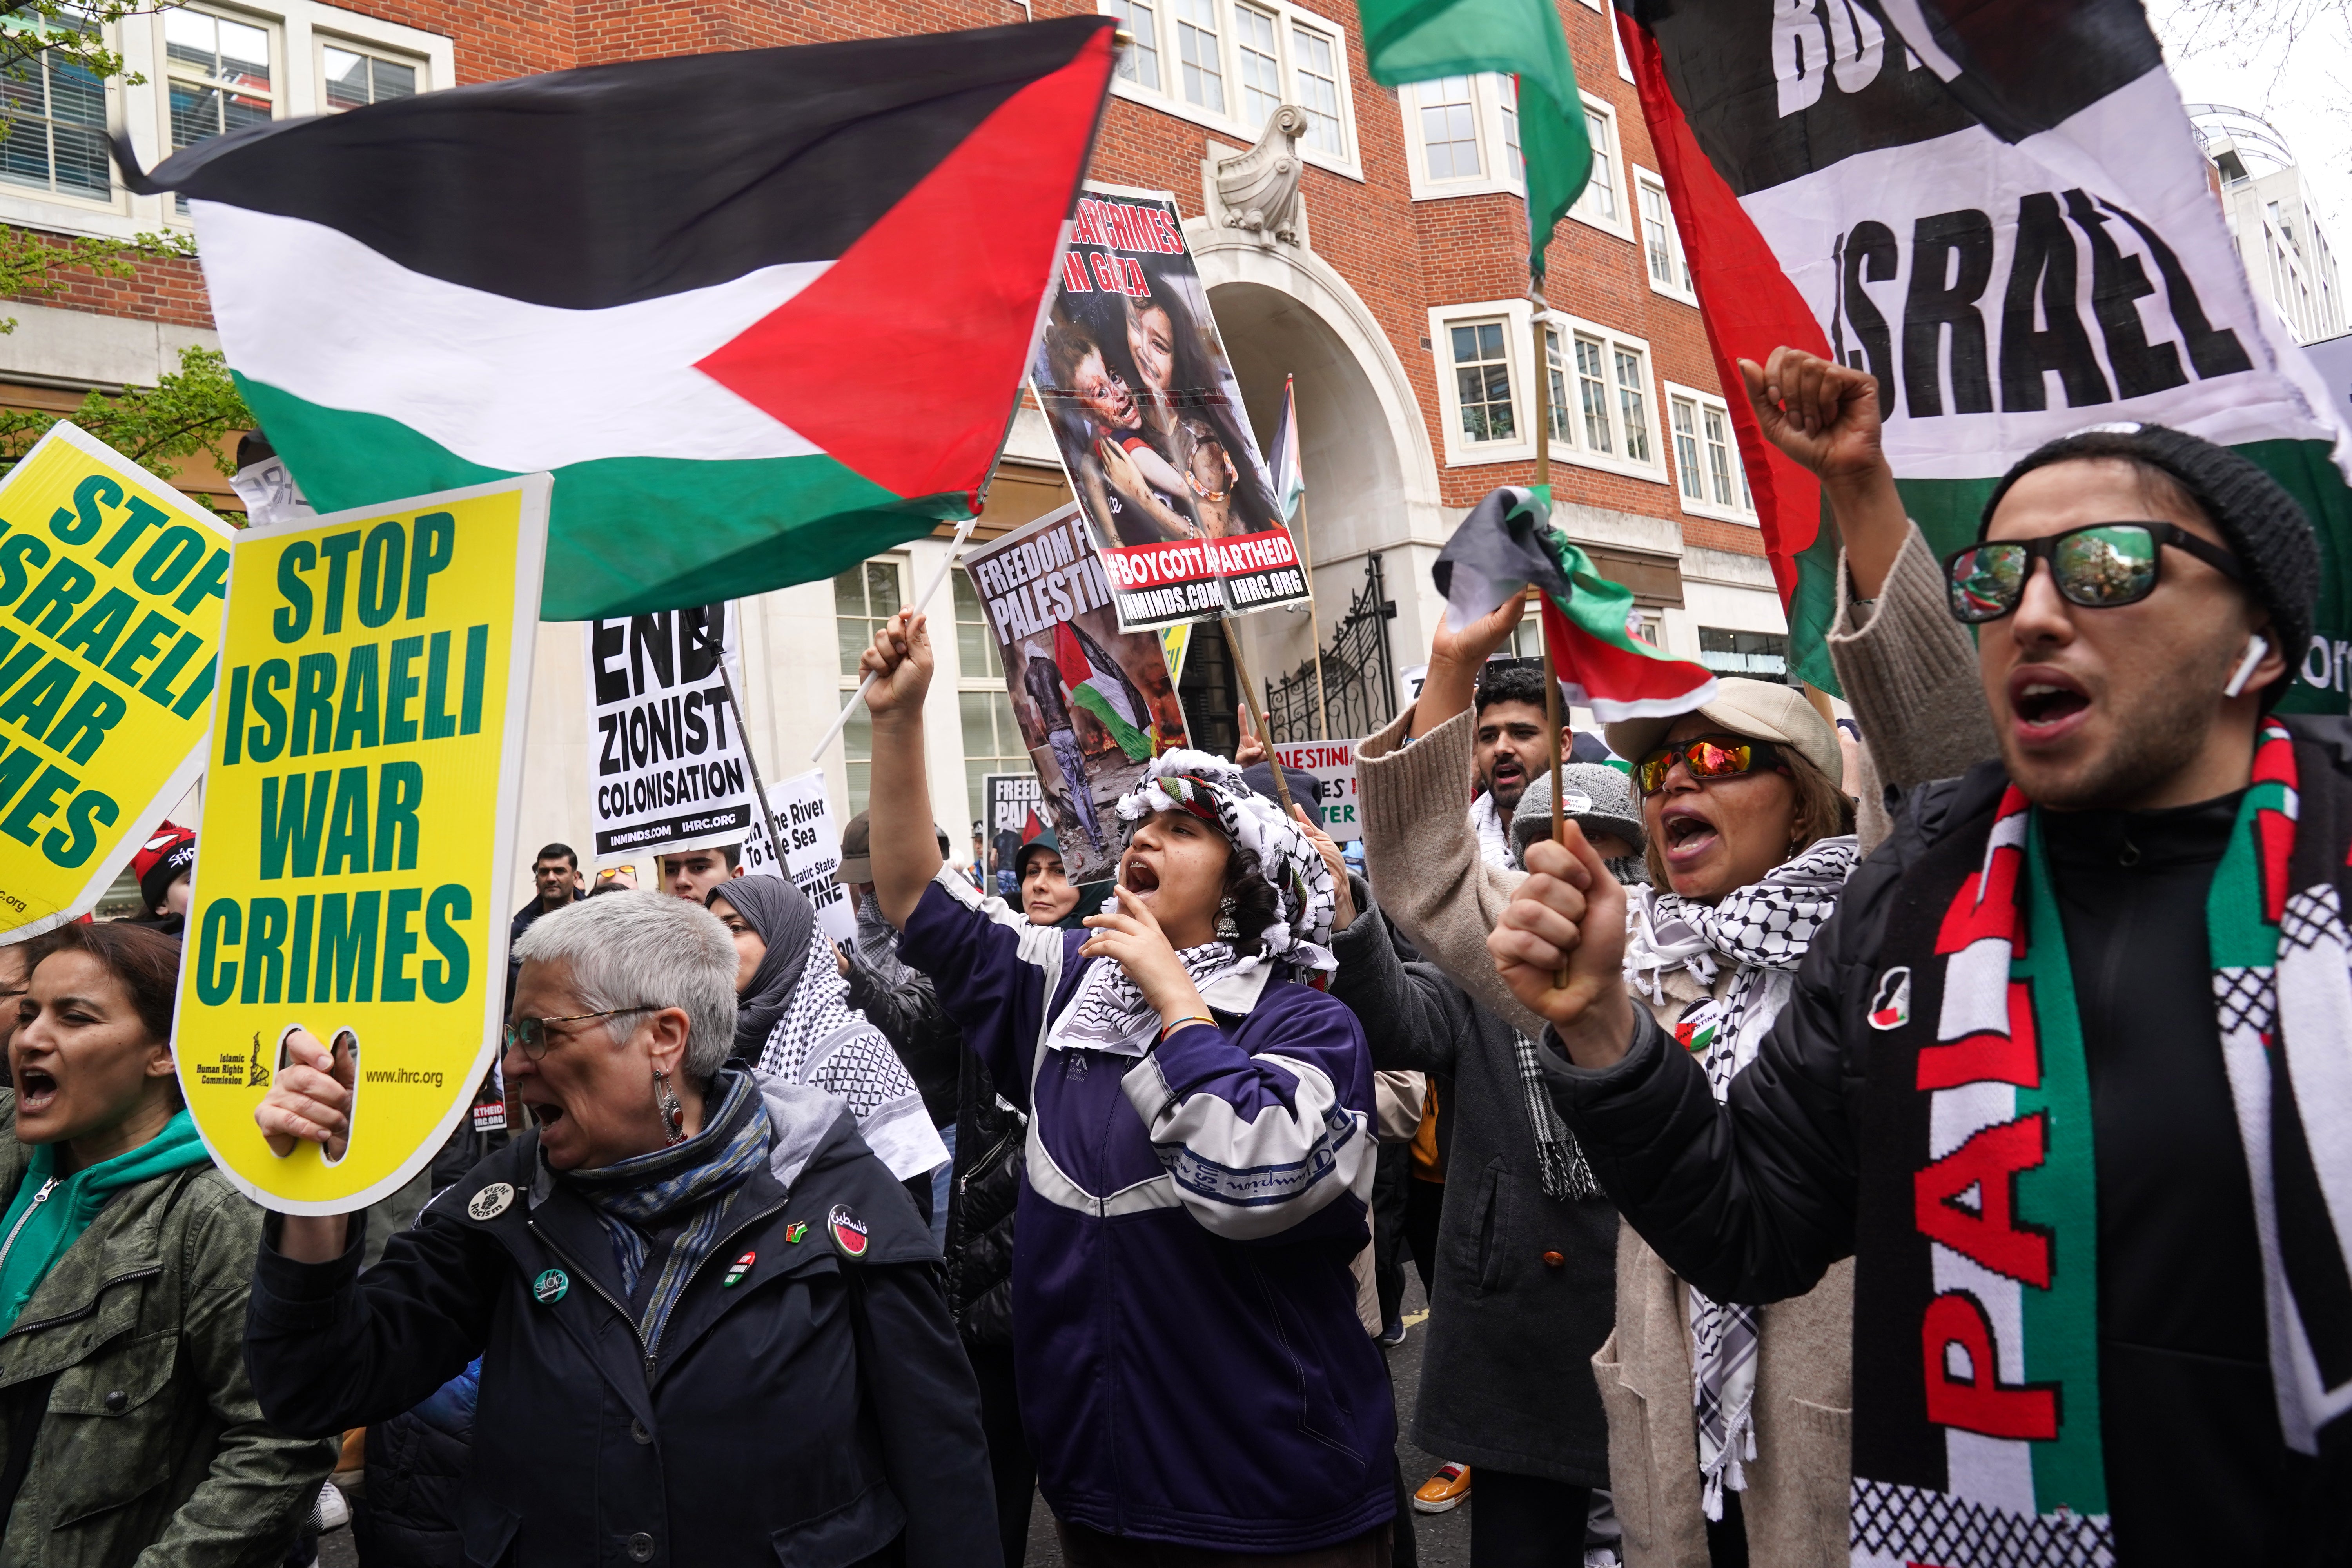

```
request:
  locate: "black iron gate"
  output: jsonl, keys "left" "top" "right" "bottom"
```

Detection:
{"left": 1265, "top": 554, "right": 1397, "bottom": 742}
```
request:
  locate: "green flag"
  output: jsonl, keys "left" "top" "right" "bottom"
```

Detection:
{"left": 1356, "top": 0, "right": 1591, "bottom": 278}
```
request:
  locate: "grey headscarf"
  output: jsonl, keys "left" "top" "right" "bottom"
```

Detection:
{"left": 706, "top": 877, "right": 815, "bottom": 1063}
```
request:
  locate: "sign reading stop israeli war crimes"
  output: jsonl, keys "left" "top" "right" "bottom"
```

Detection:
{"left": 1271, "top": 739, "right": 1362, "bottom": 843}
{"left": 584, "top": 600, "right": 759, "bottom": 863}
{"left": 176, "top": 475, "right": 548, "bottom": 1214}
{"left": 0, "top": 423, "right": 235, "bottom": 940}
{"left": 737, "top": 768, "right": 855, "bottom": 944}
{"left": 964, "top": 503, "right": 1187, "bottom": 885}
{"left": 1028, "top": 182, "right": 1310, "bottom": 631}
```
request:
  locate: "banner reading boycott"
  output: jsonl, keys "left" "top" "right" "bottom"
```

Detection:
{"left": 1271, "top": 739, "right": 1362, "bottom": 842}
{"left": 964, "top": 503, "right": 1186, "bottom": 884}
{"left": 738, "top": 767, "right": 855, "bottom": 944}
{"left": 176, "top": 475, "right": 548, "bottom": 1213}
{"left": 0, "top": 424, "right": 234, "bottom": 939}
{"left": 1614, "top": 0, "right": 2352, "bottom": 709}
{"left": 1029, "top": 183, "right": 1311, "bottom": 630}
{"left": 584, "top": 601, "right": 757, "bottom": 861}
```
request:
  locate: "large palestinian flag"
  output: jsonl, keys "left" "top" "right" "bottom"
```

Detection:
{"left": 1614, "top": 0, "right": 2352, "bottom": 713}
{"left": 118, "top": 20, "right": 1115, "bottom": 621}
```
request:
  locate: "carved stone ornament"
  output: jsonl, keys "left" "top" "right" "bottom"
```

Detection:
{"left": 1212, "top": 105, "right": 1310, "bottom": 246}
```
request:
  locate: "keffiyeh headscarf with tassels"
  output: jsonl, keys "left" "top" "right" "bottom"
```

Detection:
{"left": 1045, "top": 750, "right": 1336, "bottom": 1057}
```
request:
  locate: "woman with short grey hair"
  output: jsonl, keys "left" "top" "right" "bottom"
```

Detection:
{"left": 246, "top": 892, "right": 998, "bottom": 1566}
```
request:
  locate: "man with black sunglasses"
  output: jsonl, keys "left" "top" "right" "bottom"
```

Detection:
{"left": 1488, "top": 347, "right": 2350, "bottom": 1565}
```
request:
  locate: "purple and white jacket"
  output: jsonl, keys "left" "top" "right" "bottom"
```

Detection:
{"left": 901, "top": 869, "right": 1394, "bottom": 1554}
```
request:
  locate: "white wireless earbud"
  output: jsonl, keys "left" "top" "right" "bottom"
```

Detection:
{"left": 2224, "top": 634, "right": 2270, "bottom": 699}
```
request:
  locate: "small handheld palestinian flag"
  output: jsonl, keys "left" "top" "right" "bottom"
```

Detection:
{"left": 114, "top": 19, "right": 1116, "bottom": 621}
{"left": 1432, "top": 486, "right": 1716, "bottom": 722}
{"left": 1266, "top": 375, "right": 1306, "bottom": 526}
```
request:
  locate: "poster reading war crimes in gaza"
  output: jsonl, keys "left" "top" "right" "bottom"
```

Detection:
{"left": 964, "top": 503, "right": 1185, "bottom": 885}
{"left": 583, "top": 602, "right": 758, "bottom": 861}
{"left": 1029, "top": 183, "right": 1311, "bottom": 631}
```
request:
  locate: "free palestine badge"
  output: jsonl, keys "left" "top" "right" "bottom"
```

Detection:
{"left": 532, "top": 1269, "right": 568, "bottom": 1305}
{"left": 1869, "top": 967, "right": 1912, "bottom": 1031}
{"left": 468, "top": 1183, "right": 515, "bottom": 1221}
{"left": 828, "top": 1204, "right": 869, "bottom": 1259}
{"left": 722, "top": 1250, "right": 755, "bottom": 1287}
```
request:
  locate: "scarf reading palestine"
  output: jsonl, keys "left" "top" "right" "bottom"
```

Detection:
{"left": 1624, "top": 834, "right": 1857, "bottom": 1520}
{"left": 1849, "top": 722, "right": 2352, "bottom": 1567}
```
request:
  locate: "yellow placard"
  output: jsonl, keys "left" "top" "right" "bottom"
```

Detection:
{"left": 175, "top": 475, "right": 549, "bottom": 1214}
{"left": 0, "top": 423, "right": 236, "bottom": 939}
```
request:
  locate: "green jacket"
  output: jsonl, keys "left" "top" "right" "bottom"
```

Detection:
{"left": 0, "top": 1094, "right": 335, "bottom": 1568}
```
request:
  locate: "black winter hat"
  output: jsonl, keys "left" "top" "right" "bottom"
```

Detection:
{"left": 1982, "top": 423, "right": 2320, "bottom": 691}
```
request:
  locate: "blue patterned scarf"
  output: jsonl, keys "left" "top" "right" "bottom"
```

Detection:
{"left": 560, "top": 1067, "right": 770, "bottom": 1355}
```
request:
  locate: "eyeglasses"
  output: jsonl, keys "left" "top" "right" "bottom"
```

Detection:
{"left": 504, "top": 1005, "right": 655, "bottom": 1060}
{"left": 1943, "top": 523, "right": 2242, "bottom": 624}
{"left": 1633, "top": 734, "right": 1785, "bottom": 796}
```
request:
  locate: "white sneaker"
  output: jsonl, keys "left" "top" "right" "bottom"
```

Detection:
{"left": 318, "top": 1479, "right": 351, "bottom": 1533}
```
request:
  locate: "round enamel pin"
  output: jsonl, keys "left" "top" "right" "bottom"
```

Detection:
{"left": 828, "top": 1204, "right": 869, "bottom": 1259}
{"left": 532, "top": 1269, "right": 569, "bottom": 1305}
{"left": 467, "top": 1183, "right": 515, "bottom": 1221}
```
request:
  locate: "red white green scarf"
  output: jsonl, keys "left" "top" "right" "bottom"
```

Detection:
{"left": 1849, "top": 720, "right": 2352, "bottom": 1566}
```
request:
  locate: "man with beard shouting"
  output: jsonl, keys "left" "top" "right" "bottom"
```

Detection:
{"left": 1468, "top": 663, "right": 1558, "bottom": 870}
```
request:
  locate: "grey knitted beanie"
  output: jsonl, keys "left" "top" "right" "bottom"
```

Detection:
{"left": 1981, "top": 422, "right": 2320, "bottom": 688}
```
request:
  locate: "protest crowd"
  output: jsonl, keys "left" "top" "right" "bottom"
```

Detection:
{"left": 0, "top": 3, "right": 2350, "bottom": 1568}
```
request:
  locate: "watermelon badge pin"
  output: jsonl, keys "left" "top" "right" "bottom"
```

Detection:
{"left": 722, "top": 1250, "right": 755, "bottom": 1288}
{"left": 828, "top": 1203, "right": 869, "bottom": 1259}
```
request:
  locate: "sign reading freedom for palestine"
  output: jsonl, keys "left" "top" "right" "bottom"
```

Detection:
{"left": 0, "top": 424, "right": 234, "bottom": 939}
{"left": 583, "top": 601, "right": 758, "bottom": 862}
{"left": 176, "top": 476, "right": 548, "bottom": 1214}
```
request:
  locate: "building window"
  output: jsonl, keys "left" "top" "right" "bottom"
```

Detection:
{"left": 1637, "top": 174, "right": 1694, "bottom": 300}
{"left": 1451, "top": 320, "right": 1515, "bottom": 442}
{"left": 1666, "top": 383, "right": 1756, "bottom": 522}
{"left": 1290, "top": 24, "right": 1341, "bottom": 152}
{"left": 165, "top": 8, "right": 273, "bottom": 156}
{"left": 1498, "top": 73, "right": 1522, "bottom": 183}
{"left": 1417, "top": 76, "right": 1480, "bottom": 182}
{"left": 1543, "top": 328, "right": 1570, "bottom": 443}
{"left": 1574, "top": 336, "right": 1611, "bottom": 454}
{"left": 1615, "top": 348, "right": 1650, "bottom": 464}
{"left": 1110, "top": 0, "right": 1163, "bottom": 90}
{"left": 0, "top": 9, "right": 109, "bottom": 200}
{"left": 1672, "top": 399, "right": 1703, "bottom": 501}
{"left": 323, "top": 43, "right": 417, "bottom": 110}
{"left": 1234, "top": 6, "right": 1281, "bottom": 129}
{"left": 1575, "top": 104, "right": 1618, "bottom": 225}
{"left": 1699, "top": 627, "right": 1792, "bottom": 684}
{"left": 1173, "top": 0, "right": 1224, "bottom": 114}
{"left": 959, "top": 692, "right": 1026, "bottom": 825}
{"left": 1703, "top": 406, "right": 1736, "bottom": 507}
{"left": 835, "top": 559, "right": 906, "bottom": 813}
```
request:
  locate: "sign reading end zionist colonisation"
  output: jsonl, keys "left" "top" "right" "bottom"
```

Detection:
{"left": 176, "top": 475, "right": 549, "bottom": 1213}
{"left": 0, "top": 423, "right": 236, "bottom": 940}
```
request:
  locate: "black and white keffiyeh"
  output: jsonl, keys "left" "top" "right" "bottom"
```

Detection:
{"left": 1620, "top": 832, "right": 1859, "bottom": 1519}
{"left": 1511, "top": 1030, "right": 1599, "bottom": 1200}
{"left": 757, "top": 929, "right": 946, "bottom": 1180}
{"left": 1050, "top": 938, "right": 1245, "bottom": 1058}
{"left": 1470, "top": 791, "right": 1512, "bottom": 869}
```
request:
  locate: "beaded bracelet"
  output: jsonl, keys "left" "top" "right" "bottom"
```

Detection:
{"left": 1158, "top": 1014, "right": 1217, "bottom": 1041}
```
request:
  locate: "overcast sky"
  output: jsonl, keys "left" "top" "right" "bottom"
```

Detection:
{"left": 2147, "top": 0, "right": 2352, "bottom": 238}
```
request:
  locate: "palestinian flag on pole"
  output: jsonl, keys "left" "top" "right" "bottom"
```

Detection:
{"left": 1433, "top": 485, "right": 1715, "bottom": 721}
{"left": 1267, "top": 374, "right": 1306, "bottom": 524}
{"left": 1354, "top": 0, "right": 1590, "bottom": 277}
{"left": 1611, "top": 0, "right": 2351, "bottom": 712}
{"left": 1054, "top": 620, "right": 1151, "bottom": 759}
{"left": 117, "top": 20, "right": 1115, "bottom": 621}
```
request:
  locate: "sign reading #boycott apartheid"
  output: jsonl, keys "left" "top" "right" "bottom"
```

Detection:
{"left": 0, "top": 424, "right": 235, "bottom": 940}
{"left": 1028, "top": 182, "right": 1311, "bottom": 631}
{"left": 584, "top": 601, "right": 758, "bottom": 862}
{"left": 176, "top": 476, "right": 548, "bottom": 1213}
{"left": 1271, "top": 740, "right": 1362, "bottom": 842}
{"left": 737, "top": 768, "right": 855, "bottom": 944}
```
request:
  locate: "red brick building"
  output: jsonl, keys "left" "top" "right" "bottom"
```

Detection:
{"left": 0, "top": 0, "right": 1790, "bottom": 856}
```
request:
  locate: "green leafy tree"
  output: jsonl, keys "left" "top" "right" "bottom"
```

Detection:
{"left": 0, "top": 344, "right": 250, "bottom": 497}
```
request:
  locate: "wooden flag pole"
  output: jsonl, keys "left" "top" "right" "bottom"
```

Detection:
{"left": 1532, "top": 307, "right": 1568, "bottom": 987}
{"left": 1220, "top": 617, "right": 1297, "bottom": 815}
{"left": 1291, "top": 494, "right": 1332, "bottom": 742}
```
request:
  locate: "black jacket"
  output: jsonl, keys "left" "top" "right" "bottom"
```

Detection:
{"left": 245, "top": 1076, "right": 1000, "bottom": 1568}
{"left": 844, "top": 958, "right": 1022, "bottom": 1345}
{"left": 1545, "top": 746, "right": 2352, "bottom": 1566}
{"left": 352, "top": 1360, "right": 477, "bottom": 1568}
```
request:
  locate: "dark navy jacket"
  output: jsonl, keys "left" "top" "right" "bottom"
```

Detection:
{"left": 245, "top": 1075, "right": 997, "bottom": 1568}
{"left": 901, "top": 871, "right": 1393, "bottom": 1555}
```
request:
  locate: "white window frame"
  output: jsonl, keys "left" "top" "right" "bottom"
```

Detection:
{"left": 1105, "top": 0, "right": 1362, "bottom": 181}
{"left": 1568, "top": 90, "right": 1633, "bottom": 241}
{"left": 0, "top": 7, "right": 126, "bottom": 218}
{"left": 1663, "top": 379, "right": 1759, "bottom": 525}
{"left": 316, "top": 33, "right": 422, "bottom": 111}
{"left": 1634, "top": 166, "right": 1697, "bottom": 305}
{"left": 834, "top": 554, "right": 913, "bottom": 815}
{"left": 1401, "top": 71, "right": 1521, "bottom": 201}
{"left": 1427, "top": 298, "right": 1667, "bottom": 484}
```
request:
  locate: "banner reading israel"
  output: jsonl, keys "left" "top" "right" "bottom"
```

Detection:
{"left": 964, "top": 503, "right": 1187, "bottom": 884}
{"left": 1029, "top": 183, "right": 1311, "bottom": 630}
{"left": 584, "top": 602, "right": 758, "bottom": 862}
{"left": 1614, "top": 0, "right": 2352, "bottom": 710}
{"left": 176, "top": 476, "right": 548, "bottom": 1213}
{"left": 0, "top": 424, "right": 234, "bottom": 940}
